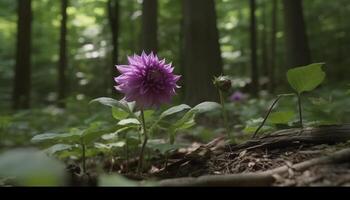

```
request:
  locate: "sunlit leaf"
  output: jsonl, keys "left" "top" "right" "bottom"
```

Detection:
{"left": 44, "top": 144, "right": 73, "bottom": 156}
{"left": 287, "top": 63, "right": 326, "bottom": 94}
{"left": 191, "top": 101, "right": 221, "bottom": 113}
{"left": 159, "top": 104, "right": 191, "bottom": 119}
{"left": 117, "top": 118, "right": 140, "bottom": 126}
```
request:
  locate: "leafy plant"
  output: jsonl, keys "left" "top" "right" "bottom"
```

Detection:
{"left": 90, "top": 97, "right": 221, "bottom": 172}
{"left": 287, "top": 63, "right": 326, "bottom": 127}
{"left": 251, "top": 63, "right": 327, "bottom": 138}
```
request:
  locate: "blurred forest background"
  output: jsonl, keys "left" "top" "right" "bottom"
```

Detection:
{"left": 2, "top": 0, "right": 350, "bottom": 111}
{"left": 2, "top": 0, "right": 350, "bottom": 186}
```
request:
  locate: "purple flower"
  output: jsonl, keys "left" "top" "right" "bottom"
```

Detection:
{"left": 229, "top": 91, "right": 246, "bottom": 102}
{"left": 114, "top": 52, "right": 181, "bottom": 108}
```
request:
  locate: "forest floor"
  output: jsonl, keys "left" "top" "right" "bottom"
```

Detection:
{"left": 70, "top": 124, "right": 350, "bottom": 186}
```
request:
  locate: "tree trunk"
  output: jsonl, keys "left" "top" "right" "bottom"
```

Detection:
{"left": 282, "top": 0, "right": 311, "bottom": 68}
{"left": 108, "top": 0, "right": 120, "bottom": 94}
{"left": 141, "top": 0, "right": 158, "bottom": 53}
{"left": 261, "top": 0, "right": 268, "bottom": 79}
{"left": 57, "top": 0, "right": 68, "bottom": 108}
{"left": 268, "top": 0, "right": 277, "bottom": 93}
{"left": 182, "top": 0, "right": 222, "bottom": 106}
{"left": 12, "top": 0, "right": 32, "bottom": 110}
{"left": 250, "top": 0, "right": 259, "bottom": 97}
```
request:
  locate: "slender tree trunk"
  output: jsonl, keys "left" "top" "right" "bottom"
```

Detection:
{"left": 141, "top": 0, "right": 158, "bottom": 53}
{"left": 269, "top": 0, "right": 277, "bottom": 93}
{"left": 57, "top": 0, "right": 68, "bottom": 108}
{"left": 13, "top": 0, "right": 32, "bottom": 110}
{"left": 282, "top": 0, "right": 311, "bottom": 68}
{"left": 250, "top": 0, "right": 259, "bottom": 96}
{"left": 108, "top": 0, "right": 120, "bottom": 94}
{"left": 182, "top": 0, "right": 222, "bottom": 106}
{"left": 261, "top": 0, "right": 268, "bottom": 78}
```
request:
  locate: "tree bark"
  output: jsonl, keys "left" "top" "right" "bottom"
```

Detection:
{"left": 250, "top": 0, "right": 259, "bottom": 97}
{"left": 12, "top": 0, "right": 32, "bottom": 110}
{"left": 57, "top": 0, "right": 68, "bottom": 108}
{"left": 182, "top": 0, "right": 222, "bottom": 106}
{"left": 261, "top": 0, "right": 268, "bottom": 79}
{"left": 282, "top": 0, "right": 311, "bottom": 68}
{"left": 268, "top": 0, "right": 277, "bottom": 93}
{"left": 141, "top": 0, "right": 158, "bottom": 53}
{"left": 108, "top": 0, "right": 120, "bottom": 94}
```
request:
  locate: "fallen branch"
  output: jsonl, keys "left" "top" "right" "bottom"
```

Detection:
{"left": 230, "top": 124, "right": 350, "bottom": 151}
{"left": 157, "top": 147, "right": 350, "bottom": 186}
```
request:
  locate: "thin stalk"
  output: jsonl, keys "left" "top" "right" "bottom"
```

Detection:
{"left": 109, "top": 154, "right": 114, "bottom": 174}
{"left": 252, "top": 93, "right": 295, "bottom": 138}
{"left": 297, "top": 93, "right": 303, "bottom": 128}
{"left": 137, "top": 108, "right": 148, "bottom": 173}
{"left": 81, "top": 142, "right": 86, "bottom": 174}
{"left": 219, "top": 90, "right": 231, "bottom": 139}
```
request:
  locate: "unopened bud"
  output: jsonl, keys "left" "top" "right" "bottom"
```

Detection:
{"left": 213, "top": 76, "right": 232, "bottom": 92}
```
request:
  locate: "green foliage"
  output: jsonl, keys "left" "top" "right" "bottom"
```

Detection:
{"left": 268, "top": 111, "right": 295, "bottom": 125}
{"left": 287, "top": 63, "right": 326, "bottom": 94}
{"left": 0, "top": 148, "right": 67, "bottom": 186}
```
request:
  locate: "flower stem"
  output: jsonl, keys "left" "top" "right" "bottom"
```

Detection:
{"left": 219, "top": 90, "right": 231, "bottom": 140}
{"left": 138, "top": 108, "right": 148, "bottom": 173}
{"left": 252, "top": 93, "right": 296, "bottom": 138}
{"left": 297, "top": 93, "right": 303, "bottom": 128}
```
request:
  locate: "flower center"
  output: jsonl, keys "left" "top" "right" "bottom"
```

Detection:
{"left": 147, "top": 68, "right": 162, "bottom": 82}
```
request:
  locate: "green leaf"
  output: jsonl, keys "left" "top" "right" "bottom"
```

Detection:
{"left": 112, "top": 107, "right": 129, "bottom": 120}
{"left": 90, "top": 97, "right": 135, "bottom": 117}
{"left": 95, "top": 141, "right": 126, "bottom": 150}
{"left": 191, "top": 101, "right": 221, "bottom": 113}
{"left": 101, "top": 126, "right": 133, "bottom": 140}
{"left": 0, "top": 148, "right": 67, "bottom": 186}
{"left": 31, "top": 132, "right": 82, "bottom": 144}
{"left": 287, "top": 63, "right": 326, "bottom": 94}
{"left": 117, "top": 118, "right": 140, "bottom": 126}
{"left": 159, "top": 104, "right": 191, "bottom": 119}
{"left": 44, "top": 144, "right": 73, "bottom": 156}
{"left": 81, "top": 124, "right": 119, "bottom": 144}
{"left": 267, "top": 111, "right": 295, "bottom": 124}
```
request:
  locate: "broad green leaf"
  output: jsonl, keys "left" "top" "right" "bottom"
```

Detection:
{"left": 267, "top": 111, "right": 295, "bottom": 124}
{"left": 101, "top": 126, "right": 133, "bottom": 140}
{"left": 191, "top": 101, "right": 221, "bottom": 113}
{"left": 112, "top": 107, "right": 129, "bottom": 120}
{"left": 44, "top": 144, "right": 73, "bottom": 156}
{"left": 0, "top": 148, "right": 67, "bottom": 186}
{"left": 31, "top": 132, "right": 82, "bottom": 144}
{"left": 90, "top": 97, "right": 133, "bottom": 115}
{"left": 117, "top": 118, "right": 140, "bottom": 126}
{"left": 159, "top": 104, "right": 191, "bottom": 119}
{"left": 94, "top": 141, "right": 126, "bottom": 150}
{"left": 172, "top": 110, "right": 196, "bottom": 131}
{"left": 287, "top": 63, "right": 326, "bottom": 94}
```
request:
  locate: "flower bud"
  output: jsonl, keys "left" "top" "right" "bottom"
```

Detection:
{"left": 213, "top": 76, "right": 232, "bottom": 92}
